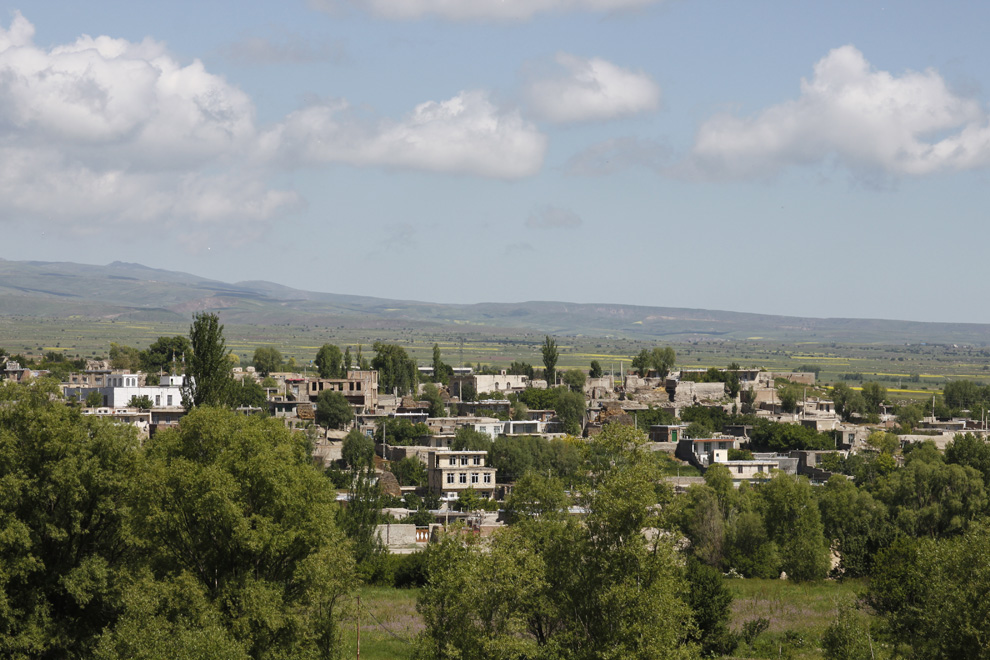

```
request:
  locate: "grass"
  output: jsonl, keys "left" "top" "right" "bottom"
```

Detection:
{"left": 726, "top": 578, "right": 867, "bottom": 659}
{"left": 334, "top": 578, "right": 865, "bottom": 660}
{"left": 340, "top": 585, "right": 421, "bottom": 660}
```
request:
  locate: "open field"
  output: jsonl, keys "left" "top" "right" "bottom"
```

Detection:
{"left": 5, "top": 316, "right": 990, "bottom": 401}
{"left": 333, "top": 578, "right": 868, "bottom": 660}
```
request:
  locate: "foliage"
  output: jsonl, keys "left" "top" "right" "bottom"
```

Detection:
{"left": 389, "top": 457, "right": 427, "bottom": 487}
{"left": 817, "top": 475, "right": 891, "bottom": 577}
{"left": 0, "top": 381, "right": 141, "bottom": 658}
{"left": 821, "top": 602, "right": 875, "bottom": 660}
{"left": 86, "top": 389, "right": 104, "bottom": 407}
{"left": 554, "top": 388, "right": 585, "bottom": 435}
{"left": 562, "top": 368, "right": 586, "bottom": 392}
{"left": 589, "top": 360, "right": 603, "bottom": 379}
{"left": 489, "top": 434, "right": 581, "bottom": 485}
{"left": 140, "top": 335, "right": 191, "bottom": 375}
{"left": 750, "top": 419, "right": 834, "bottom": 451}
{"left": 431, "top": 344, "right": 452, "bottom": 385}
{"left": 316, "top": 389, "right": 354, "bottom": 430}
{"left": 251, "top": 346, "right": 283, "bottom": 376}
{"left": 759, "top": 472, "right": 830, "bottom": 581}
{"left": 128, "top": 394, "right": 153, "bottom": 409}
{"left": 507, "top": 361, "right": 535, "bottom": 378}
{"left": 868, "top": 527, "right": 990, "bottom": 659}
{"left": 183, "top": 312, "right": 235, "bottom": 409}
{"left": 541, "top": 335, "right": 559, "bottom": 386}
{"left": 685, "top": 560, "right": 736, "bottom": 657}
{"left": 372, "top": 342, "right": 418, "bottom": 396}
{"left": 109, "top": 342, "right": 142, "bottom": 371}
{"left": 504, "top": 471, "right": 568, "bottom": 523}
{"left": 132, "top": 406, "right": 355, "bottom": 659}
{"left": 315, "top": 343, "right": 345, "bottom": 379}
{"left": 778, "top": 385, "right": 799, "bottom": 413}
{"left": 635, "top": 405, "right": 676, "bottom": 432}
{"left": 860, "top": 381, "right": 887, "bottom": 414}
{"left": 417, "top": 383, "right": 446, "bottom": 418}
{"left": 231, "top": 378, "right": 267, "bottom": 409}
{"left": 632, "top": 346, "right": 677, "bottom": 379}
{"left": 342, "top": 428, "right": 375, "bottom": 469}
{"left": 376, "top": 417, "right": 431, "bottom": 446}
{"left": 449, "top": 426, "right": 492, "bottom": 452}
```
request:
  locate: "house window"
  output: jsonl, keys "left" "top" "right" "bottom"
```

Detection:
{"left": 450, "top": 458, "right": 457, "bottom": 466}
{"left": 737, "top": 466, "right": 744, "bottom": 474}
{"left": 167, "top": 395, "right": 173, "bottom": 406}
{"left": 461, "top": 457, "right": 468, "bottom": 466}
{"left": 155, "top": 395, "right": 161, "bottom": 406}
{"left": 483, "top": 473, "right": 491, "bottom": 484}
{"left": 446, "top": 473, "right": 454, "bottom": 484}
{"left": 471, "top": 473, "right": 479, "bottom": 484}
{"left": 472, "top": 456, "right": 480, "bottom": 465}
{"left": 459, "top": 473, "right": 467, "bottom": 484}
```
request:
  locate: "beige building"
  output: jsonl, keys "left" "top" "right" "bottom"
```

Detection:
{"left": 301, "top": 370, "right": 379, "bottom": 411}
{"left": 428, "top": 450, "right": 497, "bottom": 500}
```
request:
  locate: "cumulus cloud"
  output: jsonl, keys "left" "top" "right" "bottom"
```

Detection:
{"left": 524, "top": 53, "right": 660, "bottom": 123}
{"left": 0, "top": 11, "right": 298, "bottom": 239}
{"left": 688, "top": 45, "right": 990, "bottom": 179}
{"left": 565, "top": 136, "right": 670, "bottom": 175}
{"left": 309, "top": 0, "right": 662, "bottom": 21}
{"left": 269, "top": 91, "right": 547, "bottom": 178}
{"left": 526, "top": 205, "right": 583, "bottom": 229}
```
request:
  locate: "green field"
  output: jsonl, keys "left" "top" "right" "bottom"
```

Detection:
{"left": 336, "top": 578, "right": 867, "bottom": 660}
{"left": 5, "top": 316, "right": 990, "bottom": 403}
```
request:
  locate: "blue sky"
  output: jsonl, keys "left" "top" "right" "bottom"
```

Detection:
{"left": 2, "top": 1, "right": 989, "bottom": 323}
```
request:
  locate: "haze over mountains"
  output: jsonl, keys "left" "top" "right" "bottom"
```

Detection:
{"left": 0, "top": 258, "right": 987, "bottom": 345}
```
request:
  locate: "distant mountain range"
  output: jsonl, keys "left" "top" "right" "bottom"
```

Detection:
{"left": 1, "top": 258, "right": 988, "bottom": 344}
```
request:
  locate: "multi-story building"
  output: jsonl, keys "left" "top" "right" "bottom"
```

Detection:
{"left": 428, "top": 450, "right": 497, "bottom": 500}
{"left": 301, "top": 370, "right": 378, "bottom": 411}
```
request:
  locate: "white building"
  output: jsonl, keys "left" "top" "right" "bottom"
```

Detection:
{"left": 428, "top": 450, "right": 497, "bottom": 500}
{"left": 65, "top": 374, "right": 184, "bottom": 409}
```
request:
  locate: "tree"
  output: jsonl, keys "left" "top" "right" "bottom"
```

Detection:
{"left": 554, "top": 389, "right": 585, "bottom": 435}
{"left": 686, "top": 559, "right": 736, "bottom": 657}
{"left": 650, "top": 346, "right": 676, "bottom": 380}
{"left": 183, "top": 312, "right": 235, "bottom": 409}
{"left": 778, "top": 385, "right": 799, "bottom": 413}
{"left": 0, "top": 380, "right": 141, "bottom": 658}
{"left": 507, "top": 361, "right": 535, "bottom": 378}
{"left": 632, "top": 349, "right": 650, "bottom": 376}
{"left": 133, "top": 407, "right": 354, "bottom": 659}
{"left": 541, "top": 335, "right": 558, "bottom": 386}
{"left": 314, "top": 344, "right": 343, "bottom": 379}
{"left": 109, "top": 342, "right": 141, "bottom": 371}
{"left": 759, "top": 472, "right": 829, "bottom": 581}
{"left": 316, "top": 389, "right": 354, "bottom": 430}
{"left": 589, "top": 360, "right": 603, "bottom": 379}
{"left": 390, "top": 456, "right": 427, "bottom": 487}
{"left": 140, "top": 335, "right": 191, "bottom": 375}
{"left": 431, "top": 343, "right": 452, "bottom": 385}
{"left": 86, "top": 389, "right": 104, "bottom": 407}
{"left": 343, "top": 346, "right": 352, "bottom": 371}
{"left": 129, "top": 394, "right": 153, "bottom": 409}
{"left": 252, "top": 346, "right": 282, "bottom": 377}
{"left": 450, "top": 426, "right": 492, "bottom": 452}
{"left": 504, "top": 472, "right": 568, "bottom": 523}
{"left": 371, "top": 342, "right": 417, "bottom": 396}
{"left": 821, "top": 602, "right": 874, "bottom": 660}
{"left": 562, "top": 368, "right": 586, "bottom": 392}
{"left": 232, "top": 378, "right": 267, "bottom": 409}
{"left": 341, "top": 428, "right": 374, "bottom": 469}
{"left": 860, "top": 381, "right": 887, "bottom": 415}
{"left": 417, "top": 383, "right": 446, "bottom": 418}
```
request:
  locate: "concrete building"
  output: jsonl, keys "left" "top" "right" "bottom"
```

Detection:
{"left": 428, "top": 450, "right": 497, "bottom": 500}
{"left": 64, "top": 374, "right": 184, "bottom": 409}
{"left": 302, "top": 370, "right": 378, "bottom": 411}
{"left": 450, "top": 371, "right": 528, "bottom": 397}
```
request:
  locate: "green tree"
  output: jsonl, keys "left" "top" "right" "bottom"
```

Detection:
{"left": 778, "top": 385, "right": 799, "bottom": 413}
{"left": 861, "top": 381, "right": 887, "bottom": 414}
{"left": 632, "top": 349, "right": 651, "bottom": 376}
{"left": 86, "top": 389, "right": 104, "bottom": 407}
{"left": 341, "top": 428, "right": 375, "bottom": 469}
{"left": 417, "top": 382, "right": 446, "bottom": 418}
{"left": 541, "top": 335, "right": 559, "bottom": 386}
{"left": 450, "top": 426, "right": 492, "bottom": 452}
{"left": 507, "top": 361, "right": 535, "bottom": 378}
{"left": 315, "top": 343, "right": 344, "bottom": 379}
{"left": 562, "top": 368, "right": 587, "bottom": 392}
{"left": 316, "top": 389, "right": 354, "bottom": 430}
{"left": 390, "top": 456, "right": 427, "bottom": 487}
{"left": 651, "top": 346, "right": 676, "bottom": 380}
{"left": 686, "top": 559, "right": 736, "bottom": 657}
{"left": 129, "top": 394, "right": 153, "bottom": 409}
{"left": 133, "top": 407, "right": 354, "bottom": 659}
{"left": 140, "top": 335, "right": 191, "bottom": 375}
{"left": 431, "top": 343, "right": 452, "bottom": 385}
{"left": 371, "top": 342, "right": 418, "bottom": 396}
{"left": 589, "top": 360, "right": 603, "bottom": 379}
{"left": 252, "top": 346, "right": 282, "bottom": 376}
{"left": 109, "top": 342, "right": 141, "bottom": 371}
{"left": 183, "top": 312, "right": 235, "bottom": 409}
{"left": 821, "top": 602, "right": 874, "bottom": 660}
{"left": 232, "top": 378, "right": 267, "bottom": 409}
{"left": 343, "top": 346, "right": 352, "bottom": 371}
{"left": 0, "top": 380, "right": 141, "bottom": 658}
{"left": 759, "top": 472, "right": 829, "bottom": 581}
{"left": 554, "top": 388, "right": 585, "bottom": 435}
{"left": 504, "top": 471, "right": 568, "bottom": 523}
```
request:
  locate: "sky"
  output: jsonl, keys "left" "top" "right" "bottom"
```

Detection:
{"left": 2, "top": 1, "right": 990, "bottom": 323}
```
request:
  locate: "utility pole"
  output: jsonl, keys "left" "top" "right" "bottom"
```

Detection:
{"left": 356, "top": 595, "right": 361, "bottom": 660}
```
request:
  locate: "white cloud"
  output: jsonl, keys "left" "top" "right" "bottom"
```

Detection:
{"left": 526, "top": 205, "right": 583, "bottom": 229}
{"left": 688, "top": 45, "right": 990, "bottom": 179}
{"left": 310, "top": 0, "right": 662, "bottom": 21}
{"left": 0, "top": 11, "right": 298, "bottom": 240}
{"left": 524, "top": 53, "right": 660, "bottom": 123}
{"left": 270, "top": 91, "right": 547, "bottom": 179}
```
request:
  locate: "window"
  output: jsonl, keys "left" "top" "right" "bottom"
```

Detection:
{"left": 483, "top": 473, "right": 491, "bottom": 484}
{"left": 471, "top": 473, "right": 479, "bottom": 484}
{"left": 737, "top": 466, "right": 744, "bottom": 474}
{"left": 461, "top": 457, "right": 468, "bottom": 466}
{"left": 446, "top": 473, "right": 454, "bottom": 484}
{"left": 155, "top": 395, "right": 161, "bottom": 406}
{"left": 167, "top": 395, "right": 173, "bottom": 406}
{"left": 450, "top": 457, "right": 457, "bottom": 466}
{"left": 459, "top": 473, "right": 467, "bottom": 484}
{"left": 472, "top": 456, "right": 480, "bottom": 465}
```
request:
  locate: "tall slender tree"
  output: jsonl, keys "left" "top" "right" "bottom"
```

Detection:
{"left": 315, "top": 343, "right": 344, "bottom": 379}
{"left": 542, "top": 335, "right": 559, "bottom": 386}
{"left": 183, "top": 312, "right": 235, "bottom": 409}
